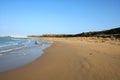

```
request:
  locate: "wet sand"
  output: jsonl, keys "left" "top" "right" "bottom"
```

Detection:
{"left": 0, "top": 37, "right": 120, "bottom": 80}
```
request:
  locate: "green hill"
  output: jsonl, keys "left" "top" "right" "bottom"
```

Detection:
{"left": 28, "top": 27, "right": 120, "bottom": 39}
{"left": 75, "top": 27, "right": 120, "bottom": 39}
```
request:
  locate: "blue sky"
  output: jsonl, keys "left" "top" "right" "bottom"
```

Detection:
{"left": 0, "top": 0, "right": 120, "bottom": 36}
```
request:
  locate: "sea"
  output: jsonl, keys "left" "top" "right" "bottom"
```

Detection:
{"left": 0, "top": 37, "right": 51, "bottom": 72}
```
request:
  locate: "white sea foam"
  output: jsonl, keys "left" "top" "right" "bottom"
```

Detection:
{"left": 11, "top": 38, "right": 22, "bottom": 40}
{"left": 0, "top": 38, "right": 35, "bottom": 54}
{"left": 0, "top": 54, "right": 3, "bottom": 56}
{"left": 21, "top": 39, "right": 31, "bottom": 45}
{"left": 0, "top": 43, "right": 18, "bottom": 48}
{"left": 0, "top": 46, "right": 24, "bottom": 53}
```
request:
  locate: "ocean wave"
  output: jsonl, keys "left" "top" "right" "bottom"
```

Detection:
{"left": 0, "top": 38, "right": 34, "bottom": 54}
{"left": 0, "top": 43, "right": 18, "bottom": 48}
{"left": 0, "top": 54, "right": 3, "bottom": 55}
{"left": 21, "top": 39, "right": 31, "bottom": 45}
{"left": 0, "top": 38, "right": 41, "bottom": 54}
{"left": 11, "top": 38, "right": 23, "bottom": 41}
{"left": 0, "top": 46, "right": 24, "bottom": 54}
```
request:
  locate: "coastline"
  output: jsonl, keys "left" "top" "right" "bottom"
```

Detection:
{"left": 0, "top": 38, "right": 50, "bottom": 72}
{"left": 0, "top": 37, "right": 120, "bottom": 80}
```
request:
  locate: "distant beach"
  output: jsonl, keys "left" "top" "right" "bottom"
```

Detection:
{"left": 0, "top": 37, "right": 120, "bottom": 80}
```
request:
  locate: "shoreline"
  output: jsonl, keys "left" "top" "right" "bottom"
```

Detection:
{"left": 0, "top": 37, "right": 120, "bottom": 80}
{"left": 0, "top": 38, "right": 50, "bottom": 72}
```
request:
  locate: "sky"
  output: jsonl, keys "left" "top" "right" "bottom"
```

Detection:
{"left": 0, "top": 0, "right": 120, "bottom": 36}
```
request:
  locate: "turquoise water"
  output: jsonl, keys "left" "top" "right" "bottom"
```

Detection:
{"left": 0, "top": 37, "right": 51, "bottom": 72}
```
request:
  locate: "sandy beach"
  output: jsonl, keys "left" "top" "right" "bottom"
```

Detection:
{"left": 0, "top": 37, "right": 120, "bottom": 80}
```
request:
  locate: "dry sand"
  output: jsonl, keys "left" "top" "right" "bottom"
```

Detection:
{"left": 0, "top": 37, "right": 120, "bottom": 80}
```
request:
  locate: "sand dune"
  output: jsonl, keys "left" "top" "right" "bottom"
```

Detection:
{"left": 0, "top": 37, "right": 120, "bottom": 80}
